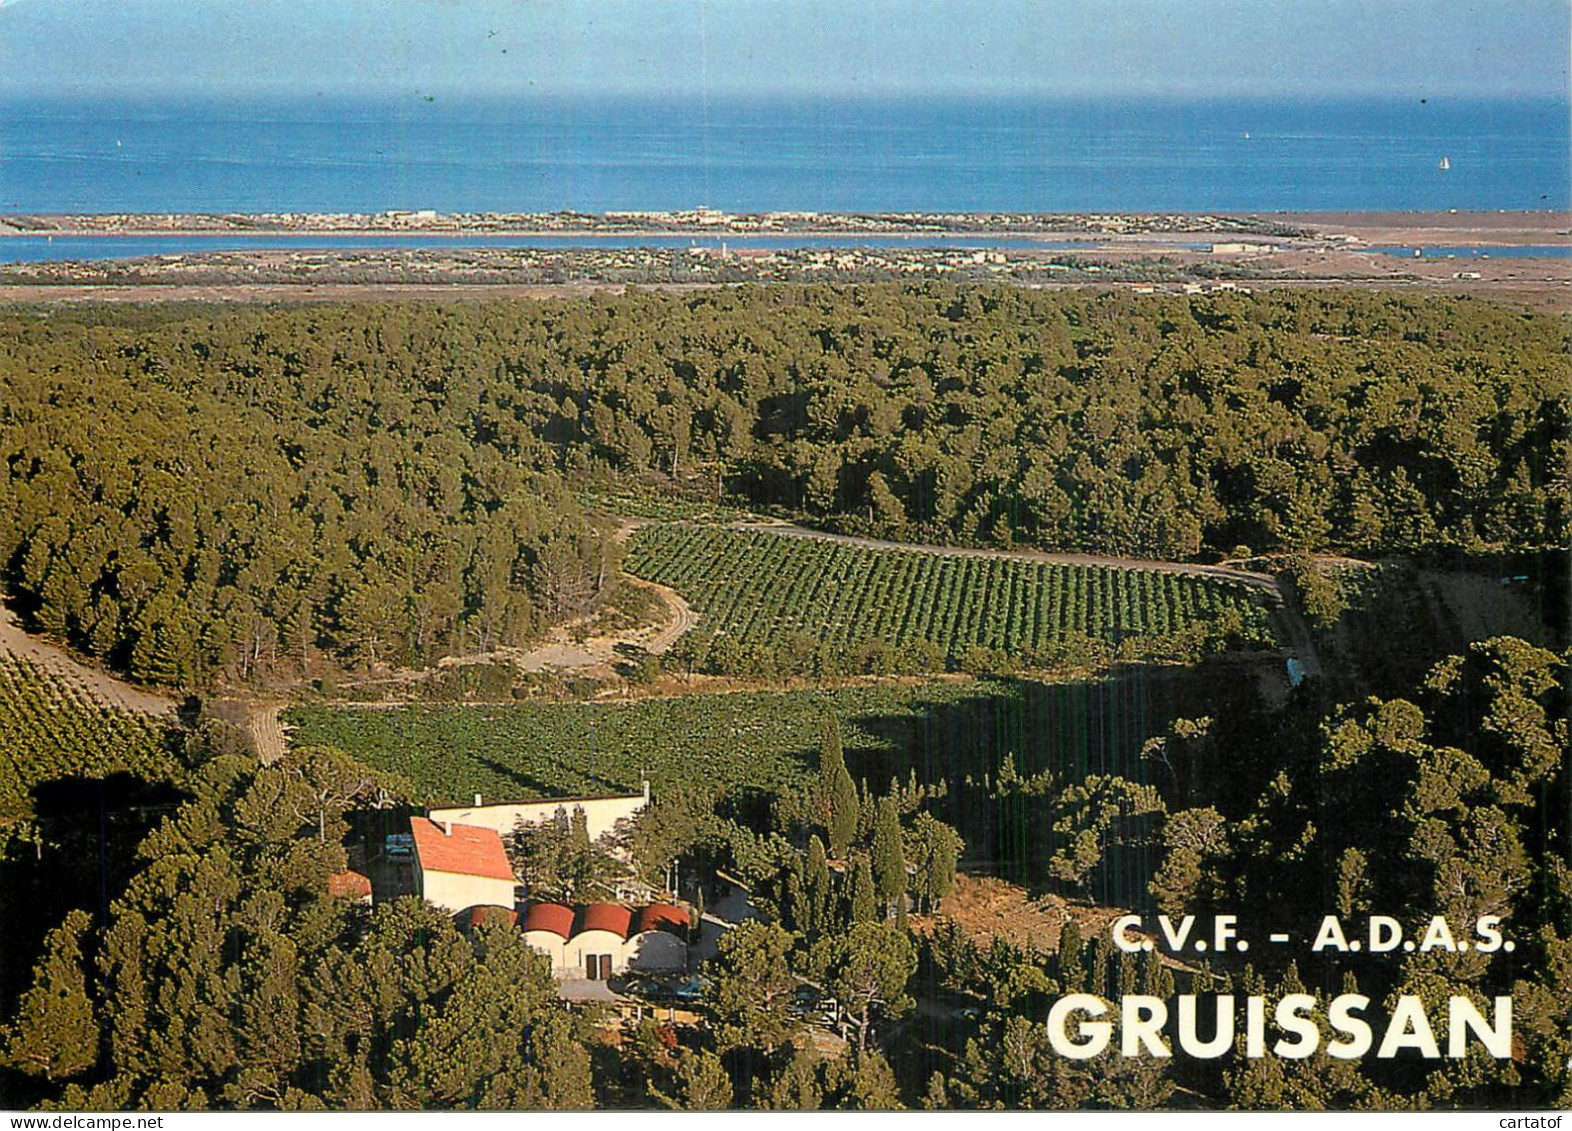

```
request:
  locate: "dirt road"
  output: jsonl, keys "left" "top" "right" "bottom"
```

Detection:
{"left": 0, "top": 601, "right": 177, "bottom": 716}
{"left": 724, "top": 521, "right": 1283, "bottom": 594}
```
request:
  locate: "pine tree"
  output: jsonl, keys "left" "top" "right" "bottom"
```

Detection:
{"left": 2, "top": 909, "right": 99, "bottom": 1082}
{"left": 849, "top": 1049, "right": 903, "bottom": 1110}
{"left": 923, "top": 1071, "right": 950, "bottom": 1110}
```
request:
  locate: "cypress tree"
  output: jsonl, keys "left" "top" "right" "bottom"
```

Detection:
{"left": 1116, "top": 949, "right": 1138, "bottom": 997}
{"left": 820, "top": 716, "right": 858, "bottom": 858}
{"left": 805, "top": 835, "right": 833, "bottom": 936}
{"left": 857, "top": 778, "right": 877, "bottom": 842}
{"left": 1058, "top": 918, "right": 1084, "bottom": 989}
{"left": 1088, "top": 935, "right": 1109, "bottom": 997}
{"left": 849, "top": 858, "right": 876, "bottom": 925}
{"left": 871, "top": 795, "right": 906, "bottom": 910}
{"left": 785, "top": 865, "right": 806, "bottom": 934}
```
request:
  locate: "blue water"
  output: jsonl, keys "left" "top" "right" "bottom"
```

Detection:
{"left": 1, "top": 94, "right": 1566, "bottom": 216}
{"left": 1366, "top": 244, "right": 1571, "bottom": 258}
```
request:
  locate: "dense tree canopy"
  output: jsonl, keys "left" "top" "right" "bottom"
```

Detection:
{"left": 0, "top": 287, "right": 1563, "bottom": 1111}
{"left": 1, "top": 289, "right": 1564, "bottom": 689}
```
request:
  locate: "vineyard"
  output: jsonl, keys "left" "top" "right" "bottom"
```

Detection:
{"left": 0, "top": 654, "right": 182, "bottom": 821}
{"left": 622, "top": 524, "right": 1277, "bottom": 673}
{"left": 286, "top": 669, "right": 1213, "bottom": 812}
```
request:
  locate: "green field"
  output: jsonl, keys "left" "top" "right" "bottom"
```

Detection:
{"left": 0, "top": 655, "right": 180, "bottom": 820}
{"left": 286, "top": 671, "right": 1206, "bottom": 810}
{"left": 623, "top": 524, "right": 1275, "bottom": 671}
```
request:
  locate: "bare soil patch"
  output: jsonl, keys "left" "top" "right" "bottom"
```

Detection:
{"left": 914, "top": 874, "right": 1081, "bottom": 952}
{"left": 247, "top": 703, "right": 293, "bottom": 765}
{"left": 434, "top": 576, "right": 695, "bottom": 679}
{"left": 1282, "top": 210, "right": 1570, "bottom": 245}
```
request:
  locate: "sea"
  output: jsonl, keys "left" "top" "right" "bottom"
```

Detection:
{"left": 0, "top": 94, "right": 1566, "bottom": 261}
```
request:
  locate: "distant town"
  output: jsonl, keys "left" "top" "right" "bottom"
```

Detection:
{"left": 1, "top": 209, "right": 1562, "bottom": 306}
{"left": 0, "top": 207, "right": 1306, "bottom": 238}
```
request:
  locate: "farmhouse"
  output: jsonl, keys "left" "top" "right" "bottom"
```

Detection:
{"left": 429, "top": 783, "right": 650, "bottom": 842}
{"left": 522, "top": 900, "right": 691, "bottom": 979}
{"left": 327, "top": 869, "right": 373, "bottom": 905}
{"left": 409, "top": 816, "right": 518, "bottom": 914}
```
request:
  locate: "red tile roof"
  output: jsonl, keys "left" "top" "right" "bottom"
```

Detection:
{"left": 637, "top": 903, "right": 689, "bottom": 937}
{"left": 410, "top": 817, "right": 515, "bottom": 883}
{"left": 461, "top": 905, "right": 519, "bottom": 930}
{"left": 579, "top": 903, "right": 633, "bottom": 939}
{"left": 327, "top": 870, "right": 373, "bottom": 899}
{"left": 523, "top": 902, "right": 576, "bottom": 939}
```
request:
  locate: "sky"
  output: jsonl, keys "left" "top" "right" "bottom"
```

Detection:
{"left": 0, "top": 0, "right": 1566, "bottom": 101}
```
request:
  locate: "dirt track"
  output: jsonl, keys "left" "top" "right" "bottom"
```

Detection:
{"left": 725, "top": 521, "right": 1284, "bottom": 593}
{"left": 636, "top": 579, "right": 696, "bottom": 654}
{"left": 0, "top": 601, "right": 177, "bottom": 716}
{"left": 425, "top": 574, "right": 696, "bottom": 679}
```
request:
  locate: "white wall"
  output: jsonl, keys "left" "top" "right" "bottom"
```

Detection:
{"left": 625, "top": 931, "right": 687, "bottom": 973}
{"left": 522, "top": 931, "right": 568, "bottom": 972}
{"left": 430, "top": 789, "right": 648, "bottom": 843}
{"left": 417, "top": 867, "right": 516, "bottom": 915}
{"left": 564, "top": 928, "right": 628, "bottom": 977}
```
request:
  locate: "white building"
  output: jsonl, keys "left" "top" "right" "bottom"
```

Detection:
{"left": 623, "top": 905, "right": 690, "bottom": 972}
{"left": 521, "top": 902, "right": 574, "bottom": 969}
{"left": 564, "top": 903, "right": 633, "bottom": 981}
{"left": 521, "top": 901, "right": 691, "bottom": 979}
{"left": 429, "top": 784, "right": 649, "bottom": 844}
{"left": 410, "top": 816, "right": 517, "bottom": 914}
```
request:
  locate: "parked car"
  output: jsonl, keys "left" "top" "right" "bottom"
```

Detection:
{"left": 383, "top": 834, "right": 414, "bottom": 859}
{"left": 610, "top": 973, "right": 662, "bottom": 999}
{"left": 787, "top": 985, "right": 820, "bottom": 1017}
{"left": 671, "top": 976, "right": 710, "bottom": 1002}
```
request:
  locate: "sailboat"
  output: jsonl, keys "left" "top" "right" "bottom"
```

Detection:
{"left": 1438, "top": 156, "right": 1451, "bottom": 171}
